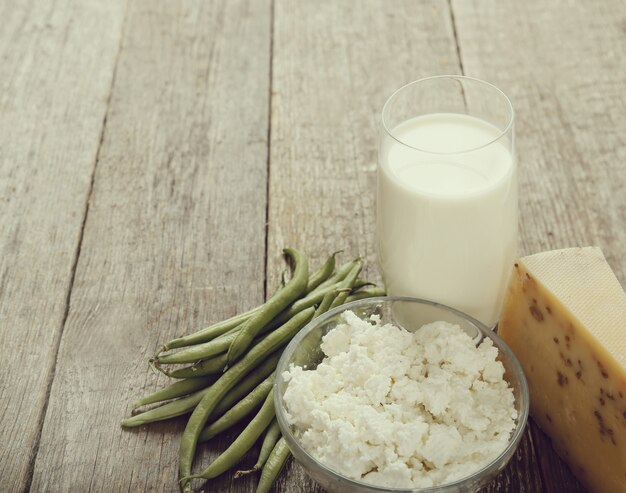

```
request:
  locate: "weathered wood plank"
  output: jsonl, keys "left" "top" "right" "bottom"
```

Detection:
{"left": 0, "top": 1, "right": 126, "bottom": 491}
{"left": 29, "top": 0, "right": 271, "bottom": 491}
{"left": 268, "top": 1, "right": 542, "bottom": 492}
{"left": 451, "top": 1, "right": 626, "bottom": 491}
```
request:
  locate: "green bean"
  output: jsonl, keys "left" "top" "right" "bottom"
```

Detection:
{"left": 198, "top": 374, "right": 274, "bottom": 442}
{"left": 310, "top": 258, "right": 359, "bottom": 294}
{"left": 235, "top": 419, "right": 281, "bottom": 477}
{"left": 352, "top": 279, "right": 376, "bottom": 290}
{"left": 161, "top": 273, "right": 289, "bottom": 352}
{"left": 132, "top": 375, "right": 215, "bottom": 411}
{"left": 226, "top": 248, "right": 309, "bottom": 365}
{"left": 212, "top": 351, "right": 281, "bottom": 418}
{"left": 121, "top": 388, "right": 206, "bottom": 428}
{"left": 159, "top": 258, "right": 332, "bottom": 354}
{"left": 313, "top": 289, "right": 337, "bottom": 318}
{"left": 284, "top": 282, "right": 342, "bottom": 316}
{"left": 156, "top": 318, "right": 276, "bottom": 365}
{"left": 163, "top": 331, "right": 269, "bottom": 379}
{"left": 306, "top": 251, "right": 339, "bottom": 292}
{"left": 184, "top": 390, "right": 276, "bottom": 483}
{"left": 122, "top": 354, "right": 280, "bottom": 428}
{"left": 345, "top": 286, "right": 386, "bottom": 303}
{"left": 157, "top": 296, "right": 294, "bottom": 365}
{"left": 256, "top": 437, "right": 291, "bottom": 493}
{"left": 330, "top": 261, "right": 362, "bottom": 309}
{"left": 179, "top": 307, "right": 315, "bottom": 492}
{"left": 166, "top": 353, "right": 228, "bottom": 379}
{"left": 162, "top": 309, "right": 256, "bottom": 352}
{"left": 262, "top": 273, "right": 356, "bottom": 331}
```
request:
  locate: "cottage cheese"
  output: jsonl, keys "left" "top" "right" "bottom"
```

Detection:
{"left": 282, "top": 310, "right": 517, "bottom": 488}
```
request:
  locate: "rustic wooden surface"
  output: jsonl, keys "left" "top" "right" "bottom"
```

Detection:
{"left": 1, "top": 0, "right": 624, "bottom": 491}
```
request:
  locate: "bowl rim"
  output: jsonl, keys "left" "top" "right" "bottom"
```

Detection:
{"left": 274, "top": 295, "right": 530, "bottom": 493}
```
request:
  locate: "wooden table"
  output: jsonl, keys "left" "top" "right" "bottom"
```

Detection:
{"left": 2, "top": 1, "right": 625, "bottom": 491}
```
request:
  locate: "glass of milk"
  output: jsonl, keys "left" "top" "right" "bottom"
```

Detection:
{"left": 377, "top": 76, "right": 516, "bottom": 327}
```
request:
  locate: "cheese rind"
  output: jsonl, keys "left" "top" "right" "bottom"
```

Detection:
{"left": 499, "top": 247, "right": 626, "bottom": 493}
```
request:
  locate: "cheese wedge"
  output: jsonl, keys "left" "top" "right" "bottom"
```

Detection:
{"left": 499, "top": 247, "right": 626, "bottom": 493}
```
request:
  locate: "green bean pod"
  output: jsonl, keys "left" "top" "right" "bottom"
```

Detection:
{"left": 122, "top": 354, "right": 280, "bottom": 428}
{"left": 162, "top": 309, "right": 255, "bottom": 352}
{"left": 306, "top": 251, "right": 339, "bottom": 292}
{"left": 157, "top": 323, "right": 257, "bottom": 365}
{"left": 185, "top": 390, "right": 276, "bottom": 482}
{"left": 162, "top": 271, "right": 290, "bottom": 352}
{"left": 132, "top": 375, "right": 215, "bottom": 411}
{"left": 309, "top": 258, "right": 359, "bottom": 294}
{"left": 235, "top": 418, "right": 281, "bottom": 477}
{"left": 166, "top": 353, "right": 229, "bottom": 379}
{"left": 226, "top": 248, "right": 309, "bottom": 365}
{"left": 164, "top": 334, "right": 270, "bottom": 378}
{"left": 262, "top": 273, "right": 357, "bottom": 332}
{"left": 345, "top": 286, "right": 386, "bottom": 303}
{"left": 352, "top": 279, "right": 376, "bottom": 290}
{"left": 198, "top": 374, "right": 274, "bottom": 442}
{"left": 121, "top": 388, "right": 206, "bottom": 428}
{"left": 329, "top": 261, "right": 362, "bottom": 309}
{"left": 158, "top": 258, "right": 332, "bottom": 354}
{"left": 211, "top": 351, "right": 281, "bottom": 418}
{"left": 179, "top": 307, "right": 315, "bottom": 493}
{"left": 157, "top": 299, "right": 289, "bottom": 365}
{"left": 313, "top": 288, "right": 337, "bottom": 318}
{"left": 256, "top": 437, "right": 291, "bottom": 493}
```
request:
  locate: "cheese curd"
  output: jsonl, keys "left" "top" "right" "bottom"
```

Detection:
{"left": 282, "top": 310, "right": 517, "bottom": 488}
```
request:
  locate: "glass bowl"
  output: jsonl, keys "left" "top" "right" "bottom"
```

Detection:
{"left": 274, "top": 296, "right": 529, "bottom": 493}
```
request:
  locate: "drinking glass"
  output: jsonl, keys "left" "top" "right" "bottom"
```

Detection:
{"left": 377, "top": 75, "right": 516, "bottom": 327}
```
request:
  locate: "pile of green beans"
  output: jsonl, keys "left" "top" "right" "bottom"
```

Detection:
{"left": 121, "top": 249, "right": 385, "bottom": 493}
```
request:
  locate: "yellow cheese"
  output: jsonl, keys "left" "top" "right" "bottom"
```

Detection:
{"left": 499, "top": 247, "right": 626, "bottom": 493}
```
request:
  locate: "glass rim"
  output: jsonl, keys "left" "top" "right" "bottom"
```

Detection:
{"left": 381, "top": 75, "right": 515, "bottom": 155}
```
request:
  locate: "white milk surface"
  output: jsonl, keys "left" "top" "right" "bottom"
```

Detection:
{"left": 377, "top": 113, "right": 517, "bottom": 326}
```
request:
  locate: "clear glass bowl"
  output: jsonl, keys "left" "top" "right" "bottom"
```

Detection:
{"left": 274, "top": 296, "right": 529, "bottom": 493}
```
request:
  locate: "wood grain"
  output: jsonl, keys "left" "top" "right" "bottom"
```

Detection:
{"left": 451, "top": 0, "right": 626, "bottom": 491}
{"left": 268, "top": 1, "right": 541, "bottom": 492}
{"left": 28, "top": 0, "right": 271, "bottom": 491}
{"left": 0, "top": 0, "right": 126, "bottom": 491}
{"left": 0, "top": 0, "right": 622, "bottom": 492}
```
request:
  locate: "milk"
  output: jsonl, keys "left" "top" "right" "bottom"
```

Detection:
{"left": 377, "top": 113, "right": 517, "bottom": 326}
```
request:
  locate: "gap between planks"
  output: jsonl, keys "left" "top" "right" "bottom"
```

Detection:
{"left": 19, "top": 3, "right": 131, "bottom": 492}
{"left": 446, "top": 0, "right": 468, "bottom": 108}
{"left": 263, "top": 0, "right": 276, "bottom": 302}
{"left": 447, "top": 0, "right": 466, "bottom": 76}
